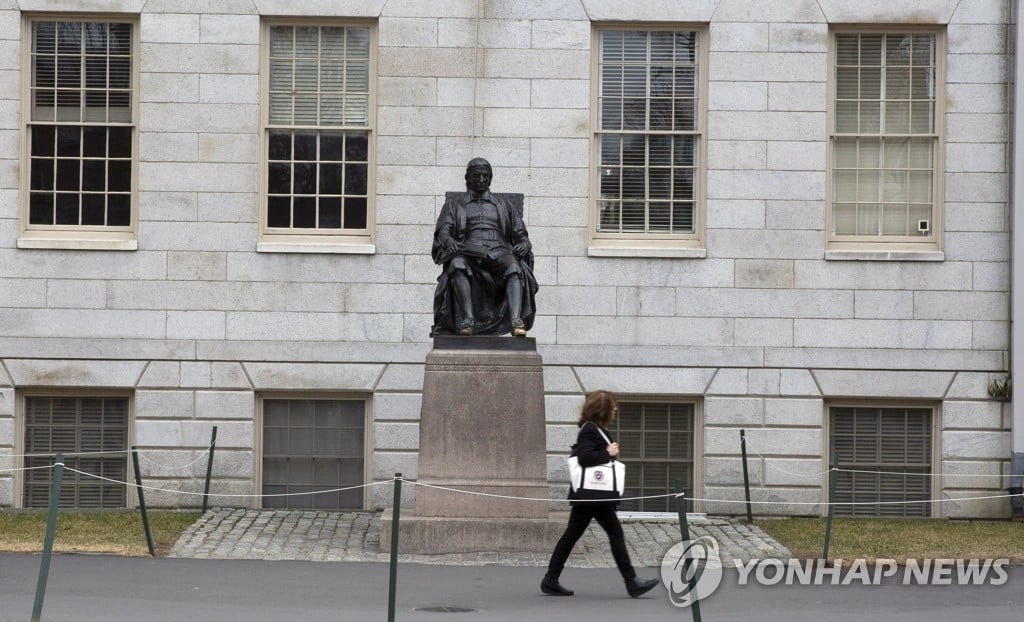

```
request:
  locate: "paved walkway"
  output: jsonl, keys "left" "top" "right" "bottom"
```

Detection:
{"left": 169, "top": 508, "right": 791, "bottom": 567}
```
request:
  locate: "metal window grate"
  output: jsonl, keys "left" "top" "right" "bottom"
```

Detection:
{"left": 609, "top": 401, "right": 694, "bottom": 512}
{"left": 830, "top": 406, "right": 932, "bottom": 517}
{"left": 23, "top": 396, "right": 128, "bottom": 508}
{"left": 262, "top": 398, "right": 365, "bottom": 509}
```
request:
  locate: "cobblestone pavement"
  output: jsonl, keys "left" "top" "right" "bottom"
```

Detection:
{"left": 170, "top": 509, "right": 791, "bottom": 568}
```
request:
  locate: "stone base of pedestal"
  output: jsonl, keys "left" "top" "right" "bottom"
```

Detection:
{"left": 380, "top": 508, "right": 568, "bottom": 554}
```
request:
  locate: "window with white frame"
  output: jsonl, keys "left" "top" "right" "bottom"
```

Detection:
{"left": 261, "top": 23, "right": 374, "bottom": 247}
{"left": 23, "top": 396, "right": 128, "bottom": 509}
{"left": 592, "top": 28, "right": 704, "bottom": 248}
{"left": 830, "top": 406, "right": 933, "bottom": 517}
{"left": 23, "top": 19, "right": 136, "bottom": 244}
{"left": 609, "top": 401, "right": 695, "bottom": 512}
{"left": 829, "top": 31, "right": 942, "bottom": 249}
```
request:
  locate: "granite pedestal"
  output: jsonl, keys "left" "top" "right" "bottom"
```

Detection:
{"left": 381, "top": 336, "right": 565, "bottom": 554}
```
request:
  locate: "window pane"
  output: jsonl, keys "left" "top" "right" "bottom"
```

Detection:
{"left": 28, "top": 20, "right": 134, "bottom": 231}
{"left": 831, "top": 31, "right": 936, "bottom": 241}
{"left": 265, "top": 26, "right": 373, "bottom": 234}
{"left": 319, "top": 197, "right": 342, "bottom": 228}
{"left": 344, "top": 197, "right": 367, "bottom": 229}
{"left": 108, "top": 194, "right": 129, "bottom": 226}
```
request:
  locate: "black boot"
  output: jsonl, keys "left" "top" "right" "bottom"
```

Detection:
{"left": 625, "top": 576, "right": 659, "bottom": 598}
{"left": 540, "top": 574, "right": 574, "bottom": 596}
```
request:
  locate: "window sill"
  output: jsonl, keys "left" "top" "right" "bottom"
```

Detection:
{"left": 17, "top": 236, "right": 138, "bottom": 251}
{"left": 825, "top": 249, "right": 945, "bottom": 262}
{"left": 587, "top": 245, "right": 706, "bottom": 258}
{"left": 257, "top": 241, "right": 376, "bottom": 254}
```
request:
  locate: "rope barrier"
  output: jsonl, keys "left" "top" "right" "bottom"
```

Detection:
{"left": 836, "top": 467, "right": 1020, "bottom": 479}
{"left": 743, "top": 441, "right": 1020, "bottom": 480}
{"left": 0, "top": 464, "right": 59, "bottom": 474}
{"left": 61, "top": 467, "right": 392, "bottom": 499}
{"left": 5, "top": 465, "right": 1020, "bottom": 507}
{"left": 136, "top": 442, "right": 217, "bottom": 471}
{"left": 3, "top": 449, "right": 132, "bottom": 458}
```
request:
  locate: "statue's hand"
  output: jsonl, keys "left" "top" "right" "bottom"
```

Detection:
{"left": 442, "top": 238, "right": 461, "bottom": 254}
{"left": 512, "top": 240, "right": 531, "bottom": 257}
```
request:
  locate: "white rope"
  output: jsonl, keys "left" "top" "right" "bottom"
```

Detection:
{"left": 837, "top": 467, "right": 1020, "bottom": 479}
{"left": 62, "top": 467, "right": 392, "bottom": 499}
{"left": 743, "top": 440, "right": 1020, "bottom": 479}
{"left": 409, "top": 479, "right": 1023, "bottom": 507}
{"left": 13, "top": 467, "right": 1022, "bottom": 507}
{"left": 3, "top": 449, "right": 131, "bottom": 458}
{"left": 0, "top": 464, "right": 58, "bottom": 473}
{"left": 136, "top": 443, "right": 216, "bottom": 471}
{"left": 679, "top": 493, "right": 1023, "bottom": 507}
{"left": 410, "top": 480, "right": 678, "bottom": 503}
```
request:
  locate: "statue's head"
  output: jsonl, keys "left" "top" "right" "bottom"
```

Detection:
{"left": 465, "top": 158, "right": 492, "bottom": 195}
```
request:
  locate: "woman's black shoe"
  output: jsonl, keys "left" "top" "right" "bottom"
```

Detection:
{"left": 625, "top": 577, "right": 659, "bottom": 598}
{"left": 540, "top": 576, "right": 574, "bottom": 596}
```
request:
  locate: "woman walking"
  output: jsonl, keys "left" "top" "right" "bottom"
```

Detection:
{"left": 540, "top": 390, "right": 660, "bottom": 598}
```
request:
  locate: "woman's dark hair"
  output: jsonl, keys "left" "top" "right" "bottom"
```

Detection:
{"left": 577, "top": 390, "right": 618, "bottom": 428}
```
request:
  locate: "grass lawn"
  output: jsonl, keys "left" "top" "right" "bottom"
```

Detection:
{"left": 758, "top": 518, "right": 1024, "bottom": 563}
{"left": 0, "top": 510, "right": 201, "bottom": 556}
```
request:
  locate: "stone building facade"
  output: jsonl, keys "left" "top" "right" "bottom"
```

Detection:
{"left": 0, "top": 0, "right": 1018, "bottom": 519}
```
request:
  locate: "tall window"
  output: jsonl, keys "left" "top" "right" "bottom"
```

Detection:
{"left": 830, "top": 31, "right": 942, "bottom": 248}
{"left": 23, "top": 19, "right": 136, "bottom": 245}
{"left": 23, "top": 396, "right": 128, "bottom": 509}
{"left": 593, "top": 28, "right": 703, "bottom": 248}
{"left": 830, "top": 406, "right": 933, "bottom": 517}
{"left": 610, "top": 401, "right": 695, "bottom": 512}
{"left": 262, "top": 23, "right": 374, "bottom": 248}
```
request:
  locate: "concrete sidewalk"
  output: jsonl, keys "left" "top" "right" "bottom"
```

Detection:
{"left": 1, "top": 554, "right": 1019, "bottom": 622}
{"left": 169, "top": 508, "right": 791, "bottom": 567}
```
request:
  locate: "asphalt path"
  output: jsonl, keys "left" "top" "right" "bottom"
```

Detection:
{"left": 0, "top": 554, "right": 1020, "bottom": 621}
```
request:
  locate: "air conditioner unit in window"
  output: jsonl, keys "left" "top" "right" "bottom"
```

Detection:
{"left": 917, "top": 220, "right": 930, "bottom": 234}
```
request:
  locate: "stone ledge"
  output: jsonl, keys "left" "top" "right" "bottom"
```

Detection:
{"left": 379, "top": 508, "right": 566, "bottom": 554}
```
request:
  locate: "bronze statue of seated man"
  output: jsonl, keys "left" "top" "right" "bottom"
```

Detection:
{"left": 431, "top": 158, "right": 538, "bottom": 337}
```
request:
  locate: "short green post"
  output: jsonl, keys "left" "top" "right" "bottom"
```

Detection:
{"left": 740, "top": 429, "right": 753, "bottom": 523}
{"left": 822, "top": 452, "right": 838, "bottom": 561}
{"left": 202, "top": 425, "right": 218, "bottom": 514}
{"left": 674, "top": 480, "right": 702, "bottom": 622}
{"left": 131, "top": 447, "right": 156, "bottom": 557}
{"left": 388, "top": 473, "right": 402, "bottom": 622}
{"left": 32, "top": 453, "right": 64, "bottom": 622}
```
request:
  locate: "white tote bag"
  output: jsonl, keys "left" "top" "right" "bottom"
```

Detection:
{"left": 567, "top": 424, "right": 625, "bottom": 499}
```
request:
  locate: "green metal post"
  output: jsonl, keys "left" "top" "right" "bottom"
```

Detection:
{"left": 32, "top": 453, "right": 64, "bottom": 622}
{"left": 132, "top": 447, "right": 156, "bottom": 557}
{"left": 202, "top": 426, "right": 218, "bottom": 514}
{"left": 674, "top": 480, "right": 702, "bottom": 622}
{"left": 822, "top": 452, "right": 838, "bottom": 560}
{"left": 740, "top": 429, "right": 753, "bottom": 523}
{"left": 388, "top": 473, "right": 402, "bottom": 622}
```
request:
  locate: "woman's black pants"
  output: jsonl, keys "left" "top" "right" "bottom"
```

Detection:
{"left": 545, "top": 504, "right": 636, "bottom": 581}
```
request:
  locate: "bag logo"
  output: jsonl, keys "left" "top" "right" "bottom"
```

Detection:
{"left": 593, "top": 471, "right": 604, "bottom": 481}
